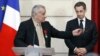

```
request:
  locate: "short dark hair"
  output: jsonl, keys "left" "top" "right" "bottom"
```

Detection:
{"left": 74, "top": 1, "right": 86, "bottom": 10}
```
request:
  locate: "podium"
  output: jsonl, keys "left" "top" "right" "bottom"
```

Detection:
{"left": 13, "top": 47, "right": 55, "bottom": 56}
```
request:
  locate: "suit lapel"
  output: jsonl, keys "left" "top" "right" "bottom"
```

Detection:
{"left": 29, "top": 18, "right": 36, "bottom": 34}
{"left": 75, "top": 18, "right": 90, "bottom": 32}
{"left": 84, "top": 18, "right": 90, "bottom": 32}
{"left": 28, "top": 18, "right": 39, "bottom": 45}
{"left": 41, "top": 22, "right": 48, "bottom": 39}
{"left": 74, "top": 18, "right": 80, "bottom": 28}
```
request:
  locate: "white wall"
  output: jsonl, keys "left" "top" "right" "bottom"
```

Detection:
{"left": 19, "top": 0, "right": 91, "bottom": 54}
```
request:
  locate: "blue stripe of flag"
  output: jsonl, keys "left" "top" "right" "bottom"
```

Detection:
{"left": 7, "top": 0, "right": 20, "bottom": 12}
{"left": 0, "top": 0, "right": 19, "bottom": 30}
{"left": 0, "top": 0, "right": 7, "bottom": 29}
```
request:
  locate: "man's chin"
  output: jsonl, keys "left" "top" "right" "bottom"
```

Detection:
{"left": 41, "top": 20, "right": 45, "bottom": 22}
{"left": 42, "top": 21, "right": 45, "bottom": 22}
{"left": 42, "top": 19, "right": 45, "bottom": 22}
{"left": 78, "top": 16, "right": 84, "bottom": 19}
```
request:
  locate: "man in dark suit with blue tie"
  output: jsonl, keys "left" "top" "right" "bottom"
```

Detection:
{"left": 64, "top": 2, "right": 97, "bottom": 56}
{"left": 14, "top": 5, "right": 82, "bottom": 48}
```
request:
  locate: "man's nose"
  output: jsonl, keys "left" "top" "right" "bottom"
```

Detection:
{"left": 77, "top": 12, "right": 81, "bottom": 15}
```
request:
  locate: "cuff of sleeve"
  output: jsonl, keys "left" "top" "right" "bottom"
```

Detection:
{"left": 74, "top": 47, "right": 77, "bottom": 53}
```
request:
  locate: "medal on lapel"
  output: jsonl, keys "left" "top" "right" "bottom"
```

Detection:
{"left": 43, "top": 29, "right": 48, "bottom": 38}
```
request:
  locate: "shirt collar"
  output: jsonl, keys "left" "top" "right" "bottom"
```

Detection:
{"left": 32, "top": 17, "right": 41, "bottom": 26}
{"left": 78, "top": 17, "right": 86, "bottom": 22}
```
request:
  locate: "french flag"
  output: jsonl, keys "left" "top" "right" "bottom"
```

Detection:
{"left": 0, "top": 0, "right": 20, "bottom": 56}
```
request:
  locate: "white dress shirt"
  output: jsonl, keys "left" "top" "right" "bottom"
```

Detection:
{"left": 78, "top": 17, "right": 86, "bottom": 29}
{"left": 32, "top": 18, "right": 45, "bottom": 48}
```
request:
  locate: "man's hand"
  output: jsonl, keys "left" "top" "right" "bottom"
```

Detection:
{"left": 72, "top": 28, "right": 83, "bottom": 36}
{"left": 74, "top": 48, "right": 81, "bottom": 55}
{"left": 78, "top": 48, "right": 87, "bottom": 55}
{"left": 74, "top": 48, "right": 87, "bottom": 56}
{"left": 27, "top": 45, "right": 33, "bottom": 47}
{"left": 27, "top": 45, "right": 39, "bottom": 48}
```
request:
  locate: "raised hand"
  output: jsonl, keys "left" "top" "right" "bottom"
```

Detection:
{"left": 72, "top": 28, "right": 83, "bottom": 36}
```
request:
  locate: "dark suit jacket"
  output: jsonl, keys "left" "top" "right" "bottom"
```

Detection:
{"left": 14, "top": 18, "right": 72, "bottom": 47}
{"left": 64, "top": 18, "right": 97, "bottom": 55}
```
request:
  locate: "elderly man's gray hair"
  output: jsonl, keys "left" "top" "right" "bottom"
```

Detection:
{"left": 32, "top": 5, "right": 46, "bottom": 16}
